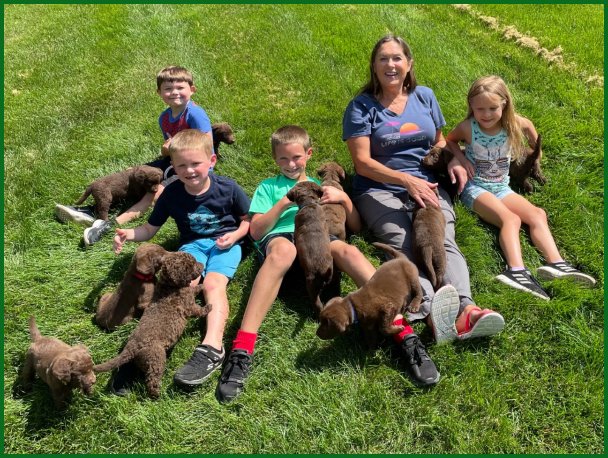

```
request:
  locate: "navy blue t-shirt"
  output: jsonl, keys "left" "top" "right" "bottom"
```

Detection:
{"left": 148, "top": 174, "right": 251, "bottom": 245}
{"left": 342, "top": 86, "right": 446, "bottom": 196}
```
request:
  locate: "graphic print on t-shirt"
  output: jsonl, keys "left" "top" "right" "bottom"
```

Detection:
{"left": 188, "top": 203, "right": 221, "bottom": 236}
{"left": 380, "top": 122, "right": 424, "bottom": 148}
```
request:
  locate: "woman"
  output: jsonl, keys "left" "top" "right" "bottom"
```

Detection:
{"left": 342, "top": 35, "right": 505, "bottom": 372}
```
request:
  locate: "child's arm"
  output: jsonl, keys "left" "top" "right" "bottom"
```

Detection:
{"left": 446, "top": 120, "right": 475, "bottom": 179}
{"left": 249, "top": 196, "right": 295, "bottom": 241}
{"left": 113, "top": 223, "right": 161, "bottom": 254}
{"left": 215, "top": 215, "right": 251, "bottom": 250}
{"left": 320, "top": 186, "right": 363, "bottom": 234}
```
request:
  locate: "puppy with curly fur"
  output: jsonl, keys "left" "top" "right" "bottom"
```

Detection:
{"left": 317, "top": 242, "right": 423, "bottom": 348}
{"left": 20, "top": 316, "right": 96, "bottom": 409}
{"left": 93, "top": 252, "right": 212, "bottom": 398}
{"left": 95, "top": 243, "right": 168, "bottom": 331}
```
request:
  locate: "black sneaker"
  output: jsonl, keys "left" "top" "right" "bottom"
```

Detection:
{"left": 215, "top": 349, "right": 252, "bottom": 403}
{"left": 173, "top": 344, "right": 225, "bottom": 387}
{"left": 495, "top": 268, "right": 550, "bottom": 300}
{"left": 55, "top": 203, "right": 96, "bottom": 226}
{"left": 110, "top": 362, "right": 140, "bottom": 397}
{"left": 400, "top": 334, "right": 440, "bottom": 386}
{"left": 83, "top": 219, "right": 113, "bottom": 246}
{"left": 537, "top": 262, "right": 596, "bottom": 287}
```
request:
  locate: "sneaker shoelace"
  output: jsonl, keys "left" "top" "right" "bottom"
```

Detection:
{"left": 403, "top": 337, "right": 430, "bottom": 365}
{"left": 221, "top": 353, "right": 251, "bottom": 383}
{"left": 524, "top": 270, "right": 545, "bottom": 290}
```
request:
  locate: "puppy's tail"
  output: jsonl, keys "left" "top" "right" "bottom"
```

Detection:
{"left": 93, "top": 350, "right": 134, "bottom": 373}
{"left": 74, "top": 187, "right": 92, "bottom": 205}
{"left": 372, "top": 242, "right": 405, "bottom": 260}
{"left": 28, "top": 315, "right": 42, "bottom": 342}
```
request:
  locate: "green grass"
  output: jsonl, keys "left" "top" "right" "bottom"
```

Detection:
{"left": 3, "top": 3, "right": 604, "bottom": 454}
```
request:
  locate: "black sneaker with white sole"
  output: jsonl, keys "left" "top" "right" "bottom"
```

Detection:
{"left": 537, "top": 262, "right": 596, "bottom": 287}
{"left": 173, "top": 345, "right": 225, "bottom": 387}
{"left": 215, "top": 349, "right": 252, "bottom": 403}
{"left": 400, "top": 334, "right": 440, "bottom": 387}
{"left": 83, "top": 219, "right": 113, "bottom": 246}
{"left": 495, "top": 268, "right": 550, "bottom": 300}
{"left": 55, "top": 203, "right": 96, "bottom": 226}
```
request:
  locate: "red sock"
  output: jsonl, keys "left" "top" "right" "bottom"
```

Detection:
{"left": 232, "top": 329, "right": 257, "bottom": 355}
{"left": 392, "top": 317, "right": 414, "bottom": 343}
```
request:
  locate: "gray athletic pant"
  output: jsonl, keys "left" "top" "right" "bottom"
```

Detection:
{"left": 354, "top": 187, "right": 474, "bottom": 322}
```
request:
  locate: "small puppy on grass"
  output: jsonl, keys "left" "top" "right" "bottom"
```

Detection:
{"left": 95, "top": 243, "right": 168, "bottom": 331}
{"left": 412, "top": 189, "right": 446, "bottom": 290}
{"left": 20, "top": 316, "right": 96, "bottom": 409}
{"left": 93, "top": 251, "right": 211, "bottom": 399}
{"left": 317, "top": 162, "right": 347, "bottom": 241}
{"left": 286, "top": 181, "right": 333, "bottom": 315}
{"left": 75, "top": 165, "right": 163, "bottom": 221}
{"left": 316, "top": 242, "right": 423, "bottom": 348}
{"left": 211, "top": 122, "right": 235, "bottom": 159}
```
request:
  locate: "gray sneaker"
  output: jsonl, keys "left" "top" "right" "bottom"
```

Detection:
{"left": 55, "top": 203, "right": 96, "bottom": 226}
{"left": 174, "top": 345, "right": 225, "bottom": 387}
{"left": 83, "top": 219, "right": 113, "bottom": 246}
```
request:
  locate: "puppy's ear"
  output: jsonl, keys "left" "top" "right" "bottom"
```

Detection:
{"left": 337, "top": 165, "right": 346, "bottom": 181}
{"left": 52, "top": 358, "right": 72, "bottom": 385}
{"left": 286, "top": 188, "right": 295, "bottom": 202}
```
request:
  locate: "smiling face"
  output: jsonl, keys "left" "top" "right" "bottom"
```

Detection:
{"left": 469, "top": 91, "right": 505, "bottom": 134}
{"left": 157, "top": 80, "right": 196, "bottom": 114}
{"left": 273, "top": 142, "right": 312, "bottom": 181}
{"left": 171, "top": 147, "right": 216, "bottom": 195}
{"left": 373, "top": 40, "right": 412, "bottom": 94}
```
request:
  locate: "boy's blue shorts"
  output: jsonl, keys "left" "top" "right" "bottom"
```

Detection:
{"left": 179, "top": 238, "right": 242, "bottom": 279}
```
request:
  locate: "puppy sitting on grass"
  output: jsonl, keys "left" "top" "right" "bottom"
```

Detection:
{"left": 317, "top": 242, "right": 423, "bottom": 348}
{"left": 20, "top": 316, "right": 96, "bottom": 409}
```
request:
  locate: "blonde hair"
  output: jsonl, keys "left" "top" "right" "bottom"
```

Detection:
{"left": 156, "top": 66, "right": 194, "bottom": 90}
{"left": 270, "top": 125, "right": 311, "bottom": 157}
{"left": 168, "top": 129, "right": 213, "bottom": 159}
{"left": 467, "top": 75, "right": 525, "bottom": 161}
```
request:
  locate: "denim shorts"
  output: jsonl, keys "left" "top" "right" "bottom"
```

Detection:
{"left": 460, "top": 180, "right": 514, "bottom": 210}
{"left": 179, "top": 238, "right": 242, "bottom": 279}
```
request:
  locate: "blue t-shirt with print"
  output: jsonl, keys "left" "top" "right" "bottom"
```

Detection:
{"left": 342, "top": 86, "right": 446, "bottom": 196}
{"left": 148, "top": 173, "right": 251, "bottom": 245}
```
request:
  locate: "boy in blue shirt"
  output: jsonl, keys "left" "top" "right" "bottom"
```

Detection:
{"left": 56, "top": 66, "right": 214, "bottom": 246}
{"left": 113, "top": 129, "right": 250, "bottom": 390}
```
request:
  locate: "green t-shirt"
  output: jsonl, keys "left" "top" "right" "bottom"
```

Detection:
{"left": 249, "top": 174, "right": 320, "bottom": 244}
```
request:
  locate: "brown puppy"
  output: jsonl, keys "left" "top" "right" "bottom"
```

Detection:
{"left": 211, "top": 122, "right": 235, "bottom": 159}
{"left": 93, "top": 251, "right": 211, "bottom": 398}
{"left": 95, "top": 243, "right": 168, "bottom": 331}
{"left": 75, "top": 165, "right": 163, "bottom": 220}
{"left": 317, "top": 242, "right": 423, "bottom": 348}
{"left": 422, "top": 138, "right": 546, "bottom": 194}
{"left": 20, "top": 316, "right": 96, "bottom": 409}
{"left": 412, "top": 189, "right": 446, "bottom": 290}
{"left": 509, "top": 134, "right": 546, "bottom": 193}
{"left": 317, "top": 162, "right": 347, "bottom": 241}
{"left": 286, "top": 181, "right": 333, "bottom": 315}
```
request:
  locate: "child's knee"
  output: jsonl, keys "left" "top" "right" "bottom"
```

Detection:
{"left": 266, "top": 240, "right": 297, "bottom": 267}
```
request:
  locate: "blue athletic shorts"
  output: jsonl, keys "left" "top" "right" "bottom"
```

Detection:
{"left": 179, "top": 238, "right": 242, "bottom": 279}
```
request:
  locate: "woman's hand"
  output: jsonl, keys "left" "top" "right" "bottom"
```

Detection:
{"left": 320, "top": 186, "right": 346, "bottom": 205}
{"left": 447, "top": 157, "right": 468, "bottom": 194}
{"left": 404, "top": 174, "right": 439, "bottom": 208}
{"left": 113, "top": 229, "right": 128, "bottom": 254}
